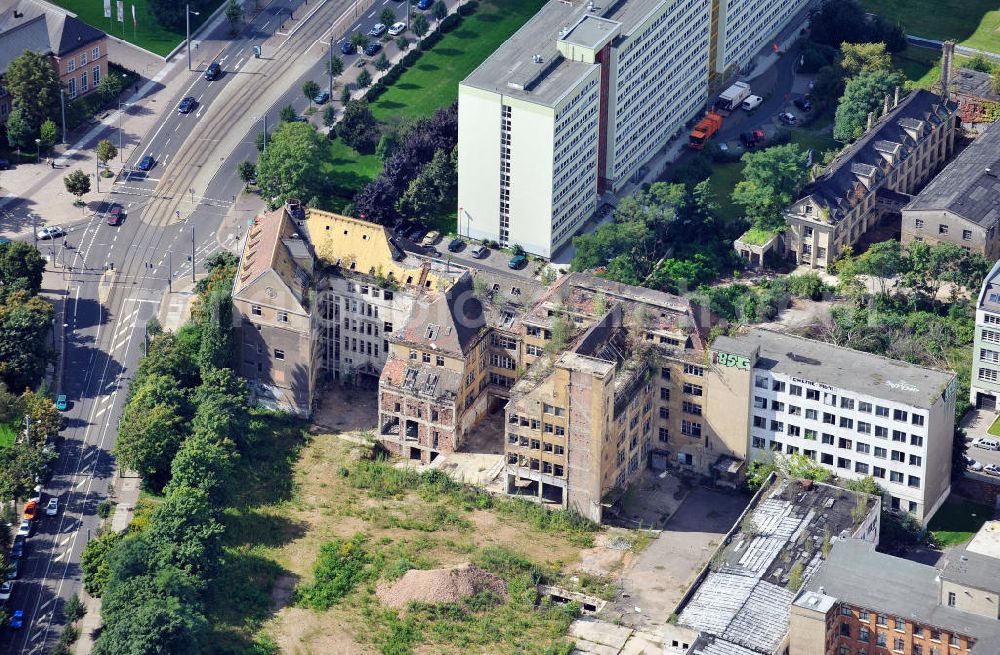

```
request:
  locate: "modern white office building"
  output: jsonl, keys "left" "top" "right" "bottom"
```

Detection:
{"left": 457, "top": 0, "right": 712, "bottom": 258}
{"left": 971, "top": 260, "right": 1000, "bottom": 410}
{"left": 711, "top": 0, "right": 810, "bottom": 76}
{"left": 712, "top": 329, "right": 957, "bottom": 523}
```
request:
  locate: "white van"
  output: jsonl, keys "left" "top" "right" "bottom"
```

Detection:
{"left": 741, "top": 95, "right": 763, "bottom": 112}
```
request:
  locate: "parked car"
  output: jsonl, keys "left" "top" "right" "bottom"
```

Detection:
{"left": 508, "top": 254, "right": 528, "bottom": 270}
{"left": 369, "top": 23, "right": 387, "bottom": 37}
{"left": 45, "top": 498, "right": 58, "bottom": 516}
{"left": 5, "top": 559, "right": 19, "bottom": 580}
{"left": 409, "top": 227, "right": 428, "bottom": 244}
{"left": 740, "top": 129, "right": 765, "bottom": 148}
{"left": 416, "top": 0, "right": 432, "bottom": 9}
{"left": 16, "top": 519, "right": 31, "bottom": 538}
{"left": 0, "top": 581, "right": 12, "bottom": 603}
{"left": 973, "top": 437, "right": 1000, "bottom": 450}
{"left": 313, "top": 89, "right": 331, "bottom": 104}
{"left": 204, "top": 62, "right": 222, "bottom": 80}
{"left": 471, "top": 245, "right": 489, "bottom": 258}
{"left": 9, "top": 610, "right": 24, "bottom": 630}
{"left": 793, "top": 97, "right": 812, "bottom": 112}
{"left": 341, "top": 40, "right": 356, "bottom": 55}
{"left": 10, "top": 536, "right": 26, "bottom": 559}
{"left": 364, "top": 42, "right": 382, "bottom": 57}
{"left": 55, "top": 394, "right": 68, "bottom": 410}
{"left": 27, "top": 486, "right": 41, "bottom": 505}
{"left": 36, "top": 226, "right": 65, "bottom": 240}
{"left": 106, "top": 205, "right": 124, "bottom": 226}
{"left": 421, "top": 230, "right": 440, "bottom": 246}
{"left": 741, "top": 95, "right": 763, "bottom": 111}
{"left": 965, "top": 455, "right": 984, "bottom": 471}
{"left": 448, "top": 238, "right": 464, "bottom": 253}
{"left": 388, "top": 21, "right": 406, "bottom": 36}
{"left": 985, "top": 464, "right": 1000, "bottom": 477}
{"left": 777, "top": 112, "right": 798, "bottom": 126}
{"left": 137, "top": 155, "right": 156, "bottom": 172}
{"left": 177, "top": 96, "right": 197, "bottom": 114}
{"left": 22, "top": 502, "right": 37, "bottom": 521}
{"left": 0, "top": 159, "right": 10, "bottom": 170}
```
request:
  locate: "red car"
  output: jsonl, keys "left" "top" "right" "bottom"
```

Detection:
{"left": 107, "top": 204, "right": 124, "bottom": 226}
{"left": 22, "top": 501, "right": 37, "bottom": 521}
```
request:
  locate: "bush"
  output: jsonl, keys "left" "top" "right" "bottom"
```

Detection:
{"left": 365, "top": 82, "right": 388, "bottom": 102}
{"left": 457, "top": 0, "right": 478, "bottom": 16}
{"left": 439, "top": 13, "right": 461, "bottom": 32}
{"left": 401, "top": 50, "right": 422, "bottom": 67}
{"left": 419, "top": 30, "right": 442, "bottom": 50}
{"left": 64, "top": 593, "right": 86, "bottom": 622}
{"left": 296, "top": 533, "right": 371, "bottom": 610}
{"left": 97, "top": 499, "right": 116, "bottom": 519}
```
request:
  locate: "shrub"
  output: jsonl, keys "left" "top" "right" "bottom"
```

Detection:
{"left": 97, "top": 499, "right": 116, "bottom": 519}
{"left": 457, "top": 0, "right": 478, "bottom": 16}
{"left": 401, "top": 50, "right": 422, "bottom": 67}
{"left": 419, "top": 30, "right": 442, "bottom": 50}
{"left": 64, "top": 593, "right": 86, "bottom": 622}
{"left": 439, "top": 13, "right": 460, "bottom": 32}
{"left": 296, "top": 533, "right": 371, "bottom": 610}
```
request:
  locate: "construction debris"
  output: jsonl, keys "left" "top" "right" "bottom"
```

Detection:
{"left": 377, "top": 564, "right": 508, "bottom": 609}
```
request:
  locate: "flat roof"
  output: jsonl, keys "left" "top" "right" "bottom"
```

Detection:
{"left": 461, "top": 0, "right": 665, "bottom": 108}
{"left": 940, "top": 548, "right": 1000, "bottom": 595}
{"left": 561, "top": 14, "right": 619, "bottom": 49}
{"left": 738, "top": 329, "right": 956, "bottom": 409}
{"left": 966, "top": 520, "right": 1000, "bottom": 560}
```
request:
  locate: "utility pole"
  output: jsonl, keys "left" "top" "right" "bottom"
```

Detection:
{"left": 328, "top": 30, "right": 334, "bottom": 100}
{"left": 95, "top": 152, "right": 100, "bottom": 193}
{"left": 191, "top": 228, "right": 196, "bottom": 283}
{"left": 186, "top": 5, "right": 200, "bottom": 71}
{"left": 168, "top": 251, "right": 172, "bottom": 292}
{"left": 60, "top": 89, "right": 66, "bottom": 144}
{"left": 119, "top": 102, "right": 126, "bottom": 161}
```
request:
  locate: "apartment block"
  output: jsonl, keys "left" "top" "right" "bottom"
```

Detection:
{"left": 784, "top": 89, "right": 958, "bottom": 270}
{"left": 457, "top": 0, "right": 711, "bottom": 257}
{"left": 0, "top": 0, "right": 108, "bottom": 121}
{"left": 712, "top": 0, "right": 809, "bottom": 77}
{"left": 901, "top": 120, "right": 1000, "bottom": 260}
{"left": 790, "top": 538, "right": 1000, "bottom": 655}
{"left": 711, "top": 329, "right": 957, "bottom": 523}
{"left": 971, "top": 260, "right": 1000, "bottom": 410}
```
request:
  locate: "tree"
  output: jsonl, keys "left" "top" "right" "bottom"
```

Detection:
{"left": 808, "top": 0, "right": 872, "bottom": 48}
{"left": 302, "top": 80, "right": 321, "bottom": 107}
{"left": 412, "top": 13, "right": 429, "bottom": 38}
{"left": 279, "top": 104, "right": 298, "bottom": 123}
{"left": 97, "top": 71, "right": 126, "bottom": 101}
{"left": 237, "top": 160, "right": 256, "bottom": 190}
{"left": 255, "top": 121, "right": 327, "bottom": 208}
{"left": 197, "top": 287, "right": 234, "bottom": 372}
{"left": 732, "top": 143, "right": 809, "bottom": 229}
{"left": 144, "top": 487, "right": 225, "bottom": 576}
{"left": 0, "top": 241, "right": 45, "bottom": 299}
{"left": 323, "top": 105, "right": 336, "bottom": 128}
{"left": 337, "top": 99, "right": 381, "bottom": 154}
{"left": 96, "top": 139, "right": 118, "bottom": 170}
{"left": 326, "top": 54, "right": 344, "bottom": 79}
{"left": 349, "top": 31, "right": 369, "bottom": 50}
{"left": 839, "top": 42, "right": 893, "bottom": 77}
{"left": 432, "top": 0, "right": 447, "bottom": 20}
{"left": 38, "top": 119, "right": 57, "bottom": 150}
{"left": 839, "top": 240, "right": 904, "bottom": 297}
{"left": 81, "top": 529, "right": 126, "bottom": 597}
{"left": 379, "top": 7, "right": 396, "bottom": 26}
{"left": 396, "top": 35, "right": 410, "bottom": 51}
{"left": 165, "top": 430, "right": 236, "bottom": 503}
{"left": 341, "top": 85, "right": 352, "bottom": 106}
{"left": 781, "top": 452, "right": 831, "bottom": 482}
{"left": 833, "top": 69, "right": 905, "bottom": 142}
{"left": 0, "top": 291, "right": 54, "bottom": 393}
{"left": 964, "top": 54, "right": 993, "bottom": 73}
{"left": 374, "top": 53, "right": 391, "bottom": 72}
{"left": 396, "top": 174, "right": 439, "bottom": 223}
{"left": 20, "top": 388, "right": 61, "bottom": 445}
{"left": 63, "top": 169, "right": 91, "bottom": 203}
{"left": 4, "top": 50, "right": 60, "bottom": 137}
{"left": 225, "top": 0, "right": 242, "bottom": 26}
{"left": 356, "top": 68, "right": 372, "bottom": 89}
{"left": 0, "top": 441, "right": 55, "bottom": 500}
{"left": 114, "top": 403, "right": 187, "bottom": 491}
{"left": 5, "top": 109, "right": 31, "bottom": 151}
{"left": 148, "top": 0, "right": 210, "bottom": 31}
{"left": 993, "top": 67, "right": 1000, "bottom": 96}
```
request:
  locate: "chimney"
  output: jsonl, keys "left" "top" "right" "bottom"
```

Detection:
{"left": 940, "top": 40, "right": 955, "bottom": 101}
{"left": 883, "top": 94, "right": 890, "bottom": 116}
{"left": 894, "top": 86, "right": 900, "bottom": 108}
{"left": 867, "top": 111, "right": 875, "bottom": 131}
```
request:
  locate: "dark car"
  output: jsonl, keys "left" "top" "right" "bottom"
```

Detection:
{"left": 417, "top": 0, "right": 432, "bottom": 9}
{"left": 313, "top": 90, "right": 331, "bottom": 104}
{"left": 5, "top": 559, "right": 19, "bottom": 580}
{"left": 409, "top": 227, "right": 428, "bottom": 243}
{"left": 341, "top": 40, "right": 355, "bottom": 55}
{"left": 9, "top": 610, "right": 24, "bottom": 630}
{"left": 10, "top": 536, "right": 26, "bottom": 559}
{"left": 137, "top": 155, "right": 155, "bottom": 172}
{"left": 177, "top": 96, "right": 197, "bottom": 113}
{"left": 106, "top": 204, "right": 124, "bottom": 226}
{"left": 204, "top": 62, "right": 222, "bottom": 80}
{"left": 0, "top": 159, "right": 9, "bottom": 170}
{"left": 508, "top": 254, "right": 528, "bottom": 270}
{"left": 447, "top": 238, "right": 464, "bottom": 253}
{"left": 793, "top": 97, "right": 812, "bottom": 112}
{"left": 364, "top": 42, "right": 382, "bottom": 57}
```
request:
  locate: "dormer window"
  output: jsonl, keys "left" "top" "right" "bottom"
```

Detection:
{"left": 425, "top": 324, "right": 440, "bottom": 340}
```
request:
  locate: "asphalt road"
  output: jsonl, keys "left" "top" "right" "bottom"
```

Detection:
{"left": 1, "top": 0, "right": 422, "bottom": 651}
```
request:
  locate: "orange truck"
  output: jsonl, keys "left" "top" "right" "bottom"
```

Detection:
{"left": 688, "top": 112, "right": 723, "bottom": 150}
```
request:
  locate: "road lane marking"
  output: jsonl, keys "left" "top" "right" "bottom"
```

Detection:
{"left": 75, "top": 479, "right": 86, "bottom": 488}
{"left": 94, "top": 405, "right": 108, "bottom": 420}
{"left": 235, "top": 56, "right": 246, "bottom": 69}
{"left": 39, "top": 599, "right": 53, "bottom": 612}
{"left": 369, "top": 10, "right": 376, "bottom": 17}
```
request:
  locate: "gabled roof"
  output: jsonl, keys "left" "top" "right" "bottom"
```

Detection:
{"left": 951, "top": 67, "right": 1000, "bottom": 103}
{"left": 0, "top": 1, "right": 105, "bottom": 64}
{"left": 0, "top": 14, "right": 48, "bottom": 74}
{"left": 394, "top": 272, "right": 486, "bottom": 357}
{"left": 792, "top": 90, "right": 956, "bottom": 223}
{"left": 233, "top": 207, "right": 312, "bottom": 310}
{"left": 903, "top": 120, "right": 1000, "bottom": 228}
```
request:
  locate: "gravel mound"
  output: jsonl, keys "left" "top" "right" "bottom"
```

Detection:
{"left": 377, "top": 564, "right": 508, "bottom": 608}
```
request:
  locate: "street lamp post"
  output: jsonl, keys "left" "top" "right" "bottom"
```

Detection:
{"left": 60, "top": 89, "right": 67, "bottom": 144}
{"left": 35, "top": 138, "right": 40, "bottom": 163}
{"left": 328, "top": 30, "right": 334, "bottom": 99}
{"left": 95, "top": 152, "right": 100, "bottom": 193}
{"left": 187, "top": 4, "right": 201, "bottom": 71}
{"left": 118, "top": 102, "right": 129, "bottom": 162}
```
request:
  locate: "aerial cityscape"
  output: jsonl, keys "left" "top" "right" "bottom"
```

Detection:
{"left": 1, "top": 0, "right": 1000, "bottom": 653}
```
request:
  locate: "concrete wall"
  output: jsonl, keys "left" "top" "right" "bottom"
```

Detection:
{"left": 788, "top": 601, "right": 830, "bottom": 655}
{"left": 901, "top": 209, "right": 999, "bottom": 260}
{"left": 941, "top": 579, "right": 1000, "bottom": 619}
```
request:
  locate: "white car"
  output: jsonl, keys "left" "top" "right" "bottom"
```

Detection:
{"left": 777, "top": 112, "right": 798, "bottom": 126}
{"left": 0, "top": 580, "right": 12, "bottom": 602}
{"left": 973, "top": 437, "right": 1000, "bottom": 451}
{"left": 388, "top": 21, "right": 406, "bottom": 36}
{"left": 966, "top": 457, "right": 984, "bottom": 471}
{"left": 36, "top": 226, "right": 65, "bottom": 240}
{"left": 16, "top": 519, "right": 31, "bottom": 537}
{"left": 27, "top": 485, "right": 42, "bottom": 505}
{"left": 985, "top": 464, "right": 1000, "bottom": 477}
{"left": 45, "top": 498, "right": 58, "bottom": 516}
{"left": 368, "top": 23, "right": 387, "bottom": 37}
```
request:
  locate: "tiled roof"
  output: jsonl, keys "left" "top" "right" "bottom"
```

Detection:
{"left": 381, "top": 357, "right": 462, "bottom": 398}
{"left": 952, "top": 67, "right": 1000, "bottom": 103}
{"left": 0, "top": 1, "right": 104, "bottom": 64}
{"left": 394, "top": 273, "right": 486, "bottom": 357}
{"left": 234, "top": 207, "right": 288, "bottom": 294}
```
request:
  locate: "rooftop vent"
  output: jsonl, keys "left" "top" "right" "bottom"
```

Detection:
{"left": 587, "top": 1, "right": 596, "bottom": 11}
{"left": 532, "top": 54, "right": 543, "bottom": 64}
{"left": 819, "top": 586, "right": 825, "bottom": 595}
{"left": 986, "top": 167, "right": 997, "bottom": 178}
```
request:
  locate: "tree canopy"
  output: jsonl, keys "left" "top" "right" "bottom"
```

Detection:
{"left": 731, "top": 143, "right": 810, "bottom": 230}
{"left": 255, "top": 121, "right": 326, "bottom": 209}
{"left": 833, "top": 68, "right": 905, "bottom": 142}
{"left": 4, "top": 50, "right": 61, "bottom": 138}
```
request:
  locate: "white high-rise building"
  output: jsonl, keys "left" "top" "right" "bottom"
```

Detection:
{"left": 457, "top": 0, "right": 712, "bottom": 258}
{"left": 712, "top": 0, "right": 810, "bottom": 76}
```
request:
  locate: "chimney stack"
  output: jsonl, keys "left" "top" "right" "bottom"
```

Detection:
{"left": 941, "top": 41, "right": 955, "bottom": 100}
{"left": 867, "top": 111, "right": 875, "bottom": 131}
{"left": 894, "top": 86, "right": 900, "bottom": 108}
{"left": 883, "top": 94, "right": 890, "bottom": 116}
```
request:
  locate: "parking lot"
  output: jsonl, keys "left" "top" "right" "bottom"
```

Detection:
{"left": 960, "top": 410, "right": 1000, "bottom": 480}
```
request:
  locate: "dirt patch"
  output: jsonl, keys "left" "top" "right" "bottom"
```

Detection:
{"left": 270, "top": 606, "right": 373, "bottom": 655}
{"left": 271, "top": 573, "right": 299, "bottom": 610}
{"left": 377, "top": 564, "right": 507, "bottom": 608}
{"left": 468, "top": 510, "right": 581, "bottom": 569}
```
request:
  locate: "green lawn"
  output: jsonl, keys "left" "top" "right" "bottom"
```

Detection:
{"left": 321, "top": 138, "right": 383, "bottom": 212}
{"left": 0, "top": 423, "right": 15, "bottom": 449}
{"left": 707, "top": 160, "right": 745, "bottom": 222}
{"left": 860, "top": 0, "right": 1000, "bottom": 55}
{"left": 987, "top": 414, "right": 1000, "bottom": 437}
{"left": 49, "top": 0, "right": 223, "bottom": 56}
{"left": 928, "top": 500, "right": 994, "bottom": 547}
{"left": 370, "top": 0, "right": 547, "bottom": 122}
